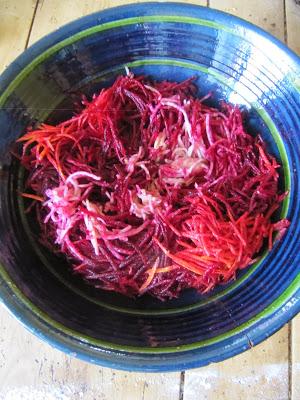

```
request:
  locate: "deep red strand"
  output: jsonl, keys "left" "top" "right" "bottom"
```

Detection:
{"left": 17, "top": 73, "right": 289, "bottom": 300}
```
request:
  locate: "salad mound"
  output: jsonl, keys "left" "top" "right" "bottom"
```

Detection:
{"left": 18, "top": 73, "right": 289, "bottom": 300}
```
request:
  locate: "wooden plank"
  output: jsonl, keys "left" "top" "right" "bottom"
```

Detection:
{"left": 183, "top": 327, "right": 289, "bottom": 400}
{"left": 285, "top": 2, "right": 300, "bottom": 399}
{"left": 0, "top": 0, "right": 37, "bottom": 73}
{"left": 285, "top": 1, "right": 300, "bottom": 398}
{"left": 292, "top": 315, "right": 300, "bottom": 400}
{"left": 210, "top": 0, "right": 285, "bottom": 41}
{"left": 286, "top": 0, "right": 300, "bottom": 55}
{"left": 0, "top": 309, "right": 180, "bottom": 400}
{"left": 184, "top": 2, "right": 290, "bottom": 399}
{"left": 0, "top": 1, "right": 296, "bottom": 399}
{"left": 28, "top": 0, "right": 206, "bottom": 46}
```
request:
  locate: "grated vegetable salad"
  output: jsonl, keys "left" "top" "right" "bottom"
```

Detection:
{"left": 17, "top": 73, "right": 289, "bottom": 300}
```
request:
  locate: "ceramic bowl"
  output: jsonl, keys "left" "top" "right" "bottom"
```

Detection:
{"left": 0, "top": 2, "right": 299, "bottom": 371}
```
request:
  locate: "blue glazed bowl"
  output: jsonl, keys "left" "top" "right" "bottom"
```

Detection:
{"left": 0, "top": 2, "right": 299, "bottom": 372}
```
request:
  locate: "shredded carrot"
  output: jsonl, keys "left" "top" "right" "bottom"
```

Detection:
{"left": 21, "top": 193, "right": 44, "bottom": 202}
{"left": 16, "top": 73, "right": 289, "bottom": 300}
{"left": 139, "top": 258, "right": 159, "bottom": 292}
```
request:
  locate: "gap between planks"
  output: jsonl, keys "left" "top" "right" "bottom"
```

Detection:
{"left": 24, "top": 0, "right": 40, "bottom": 49}
{"left": 0, "top": 1, "right": 299, "bottom": 399}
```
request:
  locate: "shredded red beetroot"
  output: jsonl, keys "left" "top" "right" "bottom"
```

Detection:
{"left": 17, "top": 72, "right": 289, "bottom": 300}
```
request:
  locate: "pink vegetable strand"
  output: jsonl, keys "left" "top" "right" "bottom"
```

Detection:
{"left": 17, "top": 73, "right": 289, "bottom": 300}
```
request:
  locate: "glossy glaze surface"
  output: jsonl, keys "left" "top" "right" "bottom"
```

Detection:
{"left": 0, "top": 2, "right": 299, "bottom": 371}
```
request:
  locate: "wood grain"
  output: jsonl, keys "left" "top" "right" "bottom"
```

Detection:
{"left": 291, "top": 316, "right": 300, "bottom": 400}
{"left": 0, "top": 0, "right": 37, "bottom": 73}
{"left": 0, "top": 309, "right": 180, "bottom": 400}
{"left": 210, "top": 0, "right": 285, "bottom": 41}
{"left": 0, "top": 1, "right": 299, "bottom": 399}
{"left": 183, "top": 327, "right": 289, "bottom": 400}
{"left": 28, "top": 0, "right": 206, "bottom": 46}
{"left": 285, "top": 2, "right": 300, "bottom": 399}
{"left": 286, "top": 0, "right": 300, "bottom": 55}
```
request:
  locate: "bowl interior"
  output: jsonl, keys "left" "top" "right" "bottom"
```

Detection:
{"left": 0, "top": 3, "right": 299, "bottom": 371}
{"left": 14, "top": 63, "right": 288, "bottom": 314}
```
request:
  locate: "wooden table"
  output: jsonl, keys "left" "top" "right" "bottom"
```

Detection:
{"left": 0, "top": 1, "right": 299, "bottom": 399}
